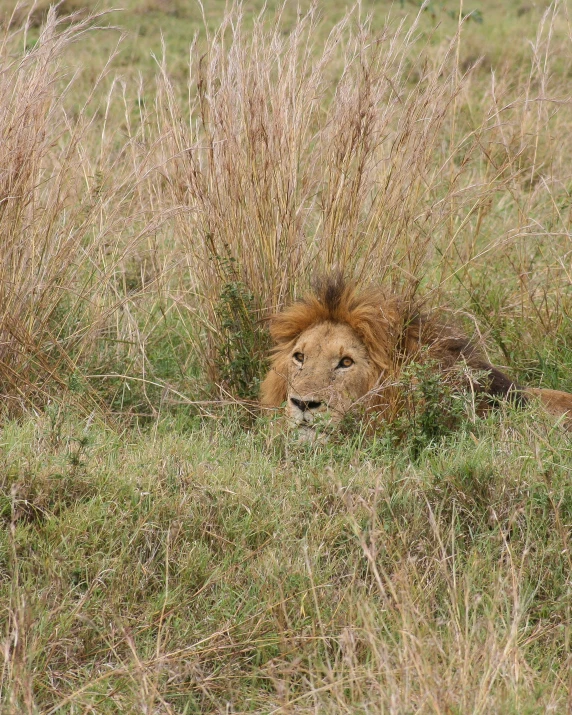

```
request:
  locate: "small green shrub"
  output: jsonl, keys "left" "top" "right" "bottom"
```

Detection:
{"left": 214, "top": 262, "right": 270, "bottom": 400}
{"left": 390, "top": 358, "right": 471, "bottom": 459}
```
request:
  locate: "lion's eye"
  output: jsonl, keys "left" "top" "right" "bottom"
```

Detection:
{"left": 293, "top": 352, "right": 304, "bottom": 364}
{"left": 338, "top": 356, "right": 354, "bottom": 368}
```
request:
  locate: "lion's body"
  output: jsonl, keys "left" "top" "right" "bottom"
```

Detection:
{"left": 526, "top": 387, "right": 572, "bottom": 419}
{"left": 260, "top": 276, "right": 572, "bottom": 435}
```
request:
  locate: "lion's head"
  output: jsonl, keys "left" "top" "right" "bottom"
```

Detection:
{"left": 260, "top": 276, "right": 427, "bottom": 437}
{"left": 260, "top": 276, "right": 519, "bottom": 439}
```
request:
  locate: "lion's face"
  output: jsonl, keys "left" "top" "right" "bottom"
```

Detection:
{"left": 260, "top": 279, "right": 403, "bottom": 439}
{"left": 283, "top": 321, "right": 376, "bottom": 436}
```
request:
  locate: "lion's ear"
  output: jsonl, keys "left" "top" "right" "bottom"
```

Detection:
{"left": 269, "top": 298, "right": 327, "bottom": 345}
{"left": 268, "top": 306, "right": 306, "bottom": 344}
{"left": 269, "top": 312, "right": 299, "bottom": 345}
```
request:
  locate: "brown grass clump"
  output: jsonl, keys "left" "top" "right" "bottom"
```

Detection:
{"left": 0, "top": 8, "right": 160, "bottom": 416}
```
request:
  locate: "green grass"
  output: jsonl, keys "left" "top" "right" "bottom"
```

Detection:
{"left": 2, "top": 407, "right": 572, "bottom": 712}
{"left": 1, "top": 1, "right": 555, "bottom": 95}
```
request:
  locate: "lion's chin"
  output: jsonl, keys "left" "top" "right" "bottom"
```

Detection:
{"left": 285, "top": 405, "right": 348, "bottom": 443}
{"left": 292, "top": 425, "right": 328, "bottom": 444}
{"left": 289, "top": 415, "right": 341, "bottom": 444}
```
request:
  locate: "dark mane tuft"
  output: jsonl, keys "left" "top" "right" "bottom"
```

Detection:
{"left": 311, "top": 273, "right": 346, "bottom": 315}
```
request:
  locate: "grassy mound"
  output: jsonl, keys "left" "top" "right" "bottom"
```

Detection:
{"left": 2, "top": 406, "right": 572, "bottom": 711}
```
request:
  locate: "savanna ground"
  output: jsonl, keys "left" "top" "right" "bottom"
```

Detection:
{"left": 1, "top": 0, "right": 572, "bottom": 712}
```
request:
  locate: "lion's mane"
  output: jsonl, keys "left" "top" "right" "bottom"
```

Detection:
{"left": 260, "top": 275, "right": 520, "bottom": 409}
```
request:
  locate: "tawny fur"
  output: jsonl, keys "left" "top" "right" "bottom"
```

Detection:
{"left": 260, "top": 276, "right": 572, "bottom": 428}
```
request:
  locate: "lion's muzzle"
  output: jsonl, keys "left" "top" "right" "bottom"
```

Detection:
{"left": 288, "top": 394, "right": 326, "bottom": 425}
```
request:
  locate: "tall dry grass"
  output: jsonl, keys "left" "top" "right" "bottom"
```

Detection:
{"left": 157, "top": 2, "right": 572, "bottom": 395}
{"left": 0, "top": 7, "right": 162, "bottom": 415}
{"left": 1, "top": 2, "right": 571, "bottom": 407}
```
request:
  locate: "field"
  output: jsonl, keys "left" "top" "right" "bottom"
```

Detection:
{"left": 1, "top": 0, "right": 572, "bottom": 712}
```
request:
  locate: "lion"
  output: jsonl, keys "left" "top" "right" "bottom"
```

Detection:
{"left": 260, "top": 275, "right": 572, "bottom": 438}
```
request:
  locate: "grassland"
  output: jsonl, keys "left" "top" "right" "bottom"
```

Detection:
{"left": 1, "top": 0, "right": 572, "bottom": 712}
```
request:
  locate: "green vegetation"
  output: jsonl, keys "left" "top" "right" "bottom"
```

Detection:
{"left": 1, "top": 0, "right": 572, "bottom": 711}
{"left": 3, "top": 406, "right": 572, "bottom": 712}
{"left": 215, "top": 269, "right": 270, "bottom": 400}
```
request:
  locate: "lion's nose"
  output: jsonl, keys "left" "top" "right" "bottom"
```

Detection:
{"left": 290, "top": 397, "right": 322, "bottom": 412}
